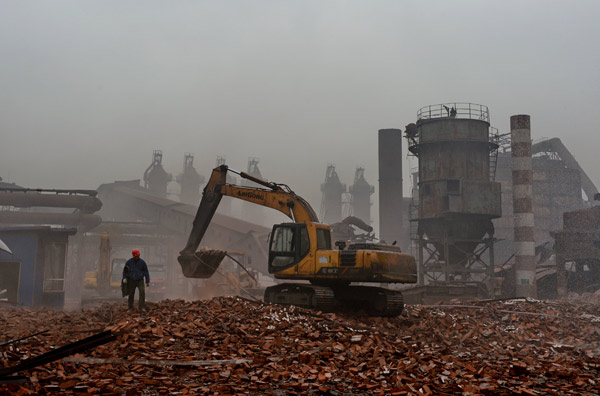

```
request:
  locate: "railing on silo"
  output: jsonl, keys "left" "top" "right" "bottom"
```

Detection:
{"left": 417, "top": 102, "right": 490, "bottom": 123}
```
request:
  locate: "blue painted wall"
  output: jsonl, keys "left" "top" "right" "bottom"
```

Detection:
{"left": 0, "top": 231, "right": 38, "bottom": 307}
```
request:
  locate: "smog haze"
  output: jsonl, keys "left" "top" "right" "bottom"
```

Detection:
{"left": 2, "top": 1, "right": 599, "bottom": 229}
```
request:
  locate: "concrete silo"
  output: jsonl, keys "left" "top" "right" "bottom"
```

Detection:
{"left": 405, "top": 103, "right": 502, "bottom": 297}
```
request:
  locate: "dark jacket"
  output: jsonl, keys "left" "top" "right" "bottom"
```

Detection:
{"left": 123, "top": 257, "right": 150, "bottom": 283}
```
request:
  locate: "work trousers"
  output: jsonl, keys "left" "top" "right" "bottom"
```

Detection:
{"left": 127, "top": 279, "right": 146, "bottom": 309}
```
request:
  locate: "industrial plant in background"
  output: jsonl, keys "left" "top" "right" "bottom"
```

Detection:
{"left": 177, "top": 153, "right": 205, "bottom": 205}
{"left": 3, "top": 107, "right": 600, "bottom": 311}
{"left": 404, "top": 103, "right": 502, "bottom": 301}
{"left": 143, "top": 150, "right": 172, "bottom": 198}
{"left": 319, "top": 165, "right": 374, "bottom": 227}
{"left": 320, "top": 165, "right": 346, "bottom": 224}
{"left": 371, "top": 104, "right": 599, "bottom": 302}
{"left": 349, "top": 167, "right": 375, "bottom": 227}
{"left": 240, "top": 157, "right": 269, "bottom": 226}
{"left": 493, "top": 135, "right": 598, "bottom": 298}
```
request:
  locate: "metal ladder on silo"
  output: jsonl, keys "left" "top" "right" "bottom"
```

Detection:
{"left": 409, "top": 191, "right": 419, "bottom": 256}
{"left": 489, "top": 149, "right": 499, "bottom": 181}
{"left": 489, "top": 128, "right": 500, "bottom": 181}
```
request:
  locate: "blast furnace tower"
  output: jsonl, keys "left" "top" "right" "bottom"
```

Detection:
{"left": 320, "top": 165, "right": 346, "bottom": 224}
{"left": 178, "top": 153, "right": 205, "bottom": 205}
{"left": 349, "top": 167, "right": 374, "bottom": 225}
{"left": 143, "top": 150, "right": 171, "bottom": 198}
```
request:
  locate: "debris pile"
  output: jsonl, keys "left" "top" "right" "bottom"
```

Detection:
{"left": 1, "top": 297, "right": 599, "bottom": 395}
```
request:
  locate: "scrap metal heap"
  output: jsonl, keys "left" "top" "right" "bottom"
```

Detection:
{"left": 1, "top": 296, "right": 599, "bottom": 395}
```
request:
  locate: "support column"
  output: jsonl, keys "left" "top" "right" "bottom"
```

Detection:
{"left": 510, "top": 115, "right": 536, "bottom": 298}
{"left": 556, "top": 254, "right": 567, "bottom": 298}
{"left": 487, "top": 236, "right": 496, "bottom": 298}
{"left": 418, "top": 236, "right": 424, "bottom": 285}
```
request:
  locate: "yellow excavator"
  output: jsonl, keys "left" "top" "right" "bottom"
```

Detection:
{"left": 83, "top": 232, "right": 121, "bottom": 297}
{"left": 178, "top": 165, "right": 417, "bottom": 316}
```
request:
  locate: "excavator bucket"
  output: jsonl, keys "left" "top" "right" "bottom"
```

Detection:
{"left": 177, "top": 249, "right": 227, "bottom": 279}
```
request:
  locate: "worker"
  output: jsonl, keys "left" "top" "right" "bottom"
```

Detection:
{"left": 443, "top": 105, "right": 450, "bottom": 116}
{"left": 122, "top": 249, "right": 150, "bottom": 311}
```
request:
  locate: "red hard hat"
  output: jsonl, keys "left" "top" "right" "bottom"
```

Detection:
{"left": 132, "top": 249, "right": 140, "bottom": 257}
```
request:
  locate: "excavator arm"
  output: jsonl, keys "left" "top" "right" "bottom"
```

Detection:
{"left": 178, "top": 165, "right": 318, "bottom": 278}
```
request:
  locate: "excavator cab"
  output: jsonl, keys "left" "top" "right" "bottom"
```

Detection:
{"left": 268, "top": 223, "right": 310, "bottom": 272}
{"left": 268, "top": 223, "right": 332, "bottom": 273}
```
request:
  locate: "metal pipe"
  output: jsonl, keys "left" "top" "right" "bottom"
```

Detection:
{"left": 228, "top": 167, "right": 278, "bottom": 190}
{"left": 0, "top": 211, "right": 102, "bottom": 230}
{"left": 0, "top": 187, "right": 97, "bottom": 196}
{"left": 0, "top": 192, "right": 102, "bottom": 213}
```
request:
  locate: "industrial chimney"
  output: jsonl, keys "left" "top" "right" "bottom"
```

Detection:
{"left": 510, "top": 114, "right": 536, "bottom": 298}
{"left": 378, "top": 129, "right": 404, "bottom": 246}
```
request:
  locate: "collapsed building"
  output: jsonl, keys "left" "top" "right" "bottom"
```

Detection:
{"left": 0, "top": 187, "right": 103, "bottom": 308}
{"left": 0, "top": 151, "right": 273, "bottom": 309}
{"left": 493, "top": 137, "right": 597, "bottom": 297}
{"left": 82, "top": 174, "right": 271, "bottom": 304}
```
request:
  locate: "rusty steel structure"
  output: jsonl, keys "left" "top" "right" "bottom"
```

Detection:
{"left": 406, "top": 103, "right": 501, "bottom": 297}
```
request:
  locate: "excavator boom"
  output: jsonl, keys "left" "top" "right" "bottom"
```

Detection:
{"left": 178, "top": 165, "right": 318, "bottom": 278}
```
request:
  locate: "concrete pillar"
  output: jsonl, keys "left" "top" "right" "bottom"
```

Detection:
{"left": 378, "top": 129, "right": 403, "bottom": 246}
{"left": 556, "top": 253, "right": 567, "bottom": 298}
{"left": 510, "top": 115, "right": 536, "bottom": 298}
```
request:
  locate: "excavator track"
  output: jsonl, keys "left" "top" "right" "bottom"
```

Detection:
{"left": 264, "top": 284, "right": 338, "bottom": 312}
{"left": 332, "top": 285, "right": 405, "bottom": 317}
{"left": 264, "top": 284, "right": 404, "bottom": 317}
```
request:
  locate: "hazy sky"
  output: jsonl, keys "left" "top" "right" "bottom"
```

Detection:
{"left": 2, "top": 1, "right": 599, "bottom": 229}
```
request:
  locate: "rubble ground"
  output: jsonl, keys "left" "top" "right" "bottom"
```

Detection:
{"left": 1, "top": 296, "right": 599, "bottom": 395}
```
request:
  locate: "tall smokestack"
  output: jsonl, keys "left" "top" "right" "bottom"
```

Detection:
{"left": 510, "top": 115, "right": 536, "bottom": 298}
{"left": 378, "top": 128, "right": 403, "bottom": 246}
